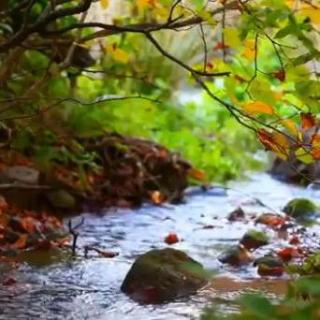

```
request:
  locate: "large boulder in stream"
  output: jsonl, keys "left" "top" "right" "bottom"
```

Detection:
{"left": 121, "top": 248, "right": 208, "bottom": 304}
{"left": 283, "top": 198, "right": 318, "bottom": 219}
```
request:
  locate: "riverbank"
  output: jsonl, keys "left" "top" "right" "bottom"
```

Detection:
{"left": 0, "top": 173, "right": 319, "bottom": 319}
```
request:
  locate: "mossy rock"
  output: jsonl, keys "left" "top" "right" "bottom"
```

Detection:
{"left": 240, "top": 230, "right": 269, "bottom": 250}
{"left": 254, "top": 255, "right": 284, "bottom": 277}
{"left": 121, "top": 248, "right": 208, "bottom": 303}
{"left": 283, "top": 198, "right": 318, "bottom": 219}
{"left": 46, "top": 189, "right": 76, "bottom": 209}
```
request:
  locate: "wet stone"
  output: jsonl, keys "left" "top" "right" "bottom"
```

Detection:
{"left": 283, "top": 198, "right": 318, "bottom": 219}
{"left": 240, "top": 229, "right": 269, "bottom": 250}
{"left": 121, "top": 248, "right": 208, "bottom": 304}
{"left": 218, "top": 245, "right": 252, "bottom": 266}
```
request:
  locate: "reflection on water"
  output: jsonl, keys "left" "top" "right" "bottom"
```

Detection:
{"left": 0, "top": 173, "right": 319, "bottom": 320}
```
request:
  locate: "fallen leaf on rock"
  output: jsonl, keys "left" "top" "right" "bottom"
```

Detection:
{"left": 165, "top": 233, "right": 179, "bottom": 245}
{"left": 255, "top": 213, "right": 285, "bottom": 228}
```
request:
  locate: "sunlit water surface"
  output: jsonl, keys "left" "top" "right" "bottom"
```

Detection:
{"left": 0, "top": 173, "right": 319, "bottom": 320}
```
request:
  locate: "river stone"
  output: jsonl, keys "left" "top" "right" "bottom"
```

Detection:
{"left": 0, "top": 166, "right": 39, "bottom": 184}
{"left": 240, "top": 229, "right": 269, "bottom": 250}
{"left": 218, "top": 245, "right": 252, "bottom": 266}
{"left": 283, "top": 198, "right": 318, "bottom": 219}
{"left": 46, "top": 189, "right": 76, "bottom": 209}
{"left": 121, "top": 248, "right": 208, "bottom": 303}
{"left": 254, "top": 255, "right": 284, "bottom": 277}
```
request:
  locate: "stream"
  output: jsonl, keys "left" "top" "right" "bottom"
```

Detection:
{"left": 0, "top": 173, "right": 319, "bottom": 320}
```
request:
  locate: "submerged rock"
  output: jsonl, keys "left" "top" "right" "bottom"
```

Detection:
{"left": 283, "top": 198, "right": 318, "bottom": 219}
{"left": 228, "top": 207, "right": 245, "bottom": 221}
{"left": 121, "top": 248, "right": 208, "bottom": 303}
{"left": 240, "top": 230, "right": 269, "bottom": 250}
{"left": 218, "top": 245, "right": 252, "bottom": 266}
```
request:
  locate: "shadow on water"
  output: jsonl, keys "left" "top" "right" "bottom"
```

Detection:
{"left": 0, "top": 173, "right": 319, "bottom": 320}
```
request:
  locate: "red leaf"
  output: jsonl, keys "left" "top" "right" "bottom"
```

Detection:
{"left": 273, "top": 70, "right": 286, "bottom": 82}
{"left": 2, "top": 277, "right": 17, "bottom": 286}
{"left": 301, "top": 112, "right": 316, "bottom": 130}
{"left": 214, "top": 42, "right": 229, "bottom": 50}
{"left": 164, "top": 233, "right": 179, "bottom": 245}
{"left": 277, "top": 247, "right": 302, "bottom": 262}
{"left": 289, "top": 235, "right": 300, "bottom": 245}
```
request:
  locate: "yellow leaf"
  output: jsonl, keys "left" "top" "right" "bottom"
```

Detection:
{"left": 242, "top": 39, "right": 256, "bottom": 59}
{"left": 243, "top": 101, "right": 274, "bottom": 115}
{"left": 295, "top": 147, "right": 314, "bottom": 164}
{"left": 281, "top": 119, "right": 300, "bottom": 139}
{"left": 100, "top": 0, "right": 109, "bottom": 9}
{"left": 301, "top": 8, "right": 320, "bottom": 25}
{"left": 137, "top": 0, "right": 154, "bottom": 11}
{"left": 224, "top": 28, "right": 241, "bottom": 48}
{"left": 106, "top": 44, "right": 130, "bottom": 64}
{"left": 113, "top": 48, "right": 129, "bottom": 63}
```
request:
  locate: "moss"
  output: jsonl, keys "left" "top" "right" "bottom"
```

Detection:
{"left": 121, "top": 248, "right": 209, "bottom": 303}
{"left": 240, "top": 230, "right": 269, "bottom": 250}
{"left": 283, "top": 198, "right": 318, "bottom": 218}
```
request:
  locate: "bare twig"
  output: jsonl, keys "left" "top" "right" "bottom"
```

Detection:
{"left": 68, "top": 217, "right": 85, "bottom": 256}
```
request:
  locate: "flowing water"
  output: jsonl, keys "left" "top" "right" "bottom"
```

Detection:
{"left": 0, "top": 173, "right": 319, "bottom": 320}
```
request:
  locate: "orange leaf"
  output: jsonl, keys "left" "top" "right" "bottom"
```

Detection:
{"left": 188, "top": 168, "right": 206, "bottom": 181}
{"left": 243, "top": 101, "right": 274, "bottom": 115}
{"left": 150, "top": 191, "right": 165, "bottom": 205}
{"left": 256, "top": 213, "right": 285, "bottom": 228}
{"left": 257, "top": 129, "right": 289, "bottom": 160}
{"left": 214, "top": 42, "right": 229, "bottom": 50}
{"left": 21, "top": 216, "right": 39, "bottom": 234}
{"left": 273, "top": 70, "right": 286, "bottom": 82}
{"left": 301, "top": 112, "right": 316, "bottom": 130}
{"left": 311, "top": 148, "right": 320, "bottom": 160}
{"left": 11, "top": 234, "right": 28, "bottom": 249}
